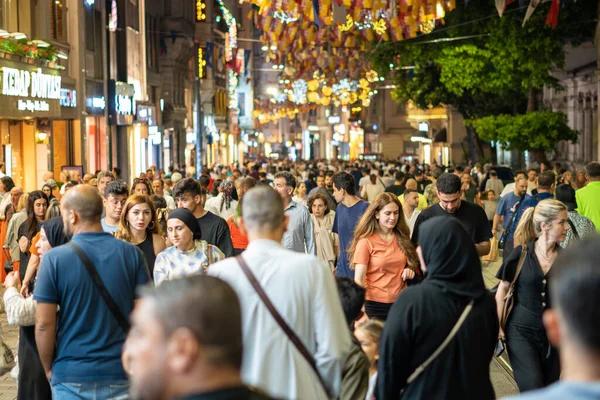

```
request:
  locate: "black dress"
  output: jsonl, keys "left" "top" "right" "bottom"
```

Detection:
{"left": 496, "top": 240, "right": 560, "bottom": 392}
{"left": 136, "top": 233, "right": 156, "bottom": 279}
{"left": 18, "top": 326, "right": 52, "bottom": 400}
{"left": 17, "top": 221, "right": 38, "bottom": 282}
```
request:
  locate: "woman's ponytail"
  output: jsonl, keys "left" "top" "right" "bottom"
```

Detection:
{"left": 514, "top": 206, "right": 536, "bottom": 246}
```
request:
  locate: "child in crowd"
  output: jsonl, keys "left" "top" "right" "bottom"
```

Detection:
{"left": 355, "top": 320, "right": 385, "bottom": 400}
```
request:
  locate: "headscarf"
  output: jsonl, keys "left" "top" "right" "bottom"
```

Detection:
{"left": 417, "top": 216, "right": 486, "bottom": 300}
{"left": 42, "top": 184, "right": 56, "bottom": 201}
{"left": 220, "top": 180, "right": 235, "bottom": 212}
{"left": 42, "top": 217, "right": 69, "bottom": 248}
{"left": 168, "top": 208, "right": 201, "bottom": 241}
{"left": 555, "top": 183, "right": 577, "bottom": 212}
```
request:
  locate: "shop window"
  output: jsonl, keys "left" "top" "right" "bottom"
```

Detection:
{"left": 50, "top": 0, "right": 67, "bottom": 41}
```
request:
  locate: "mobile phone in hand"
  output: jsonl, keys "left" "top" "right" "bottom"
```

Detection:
{"left": 494, "top": 339, "right": 505, "bottom": 357}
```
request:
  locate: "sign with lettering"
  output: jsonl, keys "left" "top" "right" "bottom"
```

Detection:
{"left": 0, "top": 60, "right": 61, "bottom": 118}
{"left": 60, "top": 88, "right": 77, "bottom": 108}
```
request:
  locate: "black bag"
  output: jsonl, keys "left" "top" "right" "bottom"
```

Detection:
{"left": 3, "top": 248, "right": 12, "bottom": 274}
{"left": 499, "top": 195, "right": 525, "bottom": 249}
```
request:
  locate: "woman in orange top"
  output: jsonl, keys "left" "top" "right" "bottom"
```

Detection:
{"left": 227, "top": 201, "right": 248, "bottom": 256}
{"left": 349, "top": 192, "right": 419, "bottom": 321}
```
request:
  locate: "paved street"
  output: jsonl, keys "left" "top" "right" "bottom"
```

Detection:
{"left": 0, "top": 257, "right": 518, "bottom": 400}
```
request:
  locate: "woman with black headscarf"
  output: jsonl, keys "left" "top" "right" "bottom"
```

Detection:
{"left": 555, "top": 183, "right": 596, "bottom": 248}
{"left": 3, "top": 217, "right": 68, "bottom": 400}
{"left": 376, "top": 216, "right": 498, "bottom": 399}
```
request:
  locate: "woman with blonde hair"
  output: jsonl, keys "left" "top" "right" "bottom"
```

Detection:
{"left": 115, "top": 195, "right": 166, "bottom": 279}
{"left": 355, "top": 319, "right": 385, "bottom": 400}
{"left": 495, "top": 199, "right": 569, "bottom": 392}
{"left": 349, "top": 192, "right": 418, "bottom": 320}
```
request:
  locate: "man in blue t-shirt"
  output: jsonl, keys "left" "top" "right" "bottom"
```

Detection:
{"left": 492, "top": 177, "right": 537, "bottom": 259}
{"left": 503, "top": 238, "right": 600, "bottom": 400}
{"left": 34, "top": 185, "right": 150, "bottom": 399}
{"left": 332, "top": 172, "right": 370, "bottom": 278}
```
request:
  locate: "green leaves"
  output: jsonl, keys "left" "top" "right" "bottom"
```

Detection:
{"left": 467, "top": 111, "right": 579, "bottom": 152}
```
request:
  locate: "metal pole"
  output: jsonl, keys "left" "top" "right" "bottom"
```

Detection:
{"left": 195, "top": 43, "right": 204, "bottom": 177}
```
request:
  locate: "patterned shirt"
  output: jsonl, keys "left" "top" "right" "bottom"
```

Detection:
{"left": 154, "top": 240, "right": 225, "bottom": 285}
{"left": 559, "top": 211, "right": 596, "bottom": 249}
{"left": 423, "top": 182, "right": 438, "bottom": 206}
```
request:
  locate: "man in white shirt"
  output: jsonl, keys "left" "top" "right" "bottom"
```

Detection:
{"left": 527, "top": 168, "right": 538, "bottom": 194}
{"left": 152, "top": 179, "right": 176, "bottom": 209}
{"left": 208, "top": 186, "right": 351, "bottom": 400}
{"left": 402, "top": 189, "right": 421, "bottom": 236}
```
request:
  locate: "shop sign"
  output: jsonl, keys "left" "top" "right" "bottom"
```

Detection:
{"left": 148, "top": 126, "right": 161, "bottom": 145}
{"left": 108, "top": 80, "right": 135, "bottom": 125}
{"left": 137, "top": 105, "right": 156, "bottom": 126}
{"left": 87, "top": 96, "right": 106, "bottom": 110}
{"left": 60, "top": 88, "right": 77, "bottom": 108}
{"left": 116, "top": 94, "right": 133, "bottom": 115}
{"left": 0, "top": 61, "right": 61, "bottom": 118}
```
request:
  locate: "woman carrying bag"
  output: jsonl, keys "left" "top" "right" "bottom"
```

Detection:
{"left": 495, "top": 199, "right": 569, "bottom": 392}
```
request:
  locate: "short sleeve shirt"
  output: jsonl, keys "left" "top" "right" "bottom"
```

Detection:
{"left": 496, "top": 193, "right": 537, "bottom": 240}
{"left": 353, "top": 233, "right": 408, "bottom": 304}
{"left": 29, "top": 232, "right": 40, "bottom": 256}
{"left": 333, "top": 200, "right": 370, "bottom": 278}
{"left": 34, "top": 232, "right": 150, "bottom": 383}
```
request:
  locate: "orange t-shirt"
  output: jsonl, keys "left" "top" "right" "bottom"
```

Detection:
{"left": 354, "top": 233, "right": 408, "bottom": 304}
{"left": 29, "top": 232, "right": 41, "bottom": 257}
{"left": 227, "top": 216, "right": 248, "bottom": 250}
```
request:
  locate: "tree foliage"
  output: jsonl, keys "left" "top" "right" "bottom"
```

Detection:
{"left": 370, "top": 0, "right": 597, "bottom": 119}
{"left": 466, "top": 111, "right": 579, "bottom": 162}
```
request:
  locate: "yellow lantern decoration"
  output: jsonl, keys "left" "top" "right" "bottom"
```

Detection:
{"left": 322, "top": 86, "right": 332, "bottom": 96}
{"left": 349, "top": 92, "right": 359, "bottom": 104}
{"left": 321, "top": 96, "right": 331, "bottom": 106}
{"left": 362, "top": 98, "right": 371, "bottom": 107}
{"left": 307, "top": 91, "right": 318, "bottom": 103}
{"left": 307, "top": 79, "right": 319, "bottom": 91}
{"left": 359, "top": 78, "right": 369, "bottom": 89}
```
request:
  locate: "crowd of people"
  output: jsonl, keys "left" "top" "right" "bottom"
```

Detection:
{"left": 0, "top": 157, "right": 597, "bottom": 400}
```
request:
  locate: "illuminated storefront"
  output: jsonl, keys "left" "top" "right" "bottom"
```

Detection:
{"left": 0, "top": 58, "right": 77, "bottom": 191}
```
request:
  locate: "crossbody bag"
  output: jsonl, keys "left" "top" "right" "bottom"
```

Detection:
{"left": 235, "top": 255, "right": 334, "bottom": 398}
{"left": 68, "top": 242, "right": 130, "bottom": 333}
{"left": 500, "top": 244, "right": 528, "bottom": 331}
{"left": 399, "top": 299, "right": 474, "bottom": 396}
{"left": 499, "top": 195, "right": 525, "bottom": 249}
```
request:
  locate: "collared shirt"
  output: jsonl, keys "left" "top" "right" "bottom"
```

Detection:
{"left": 154, "top": 240, "right": 225, "bottom": 285}
{"left": 208, "top": 239, "right": 352, "bottom": 400}
{"left": 576, "top": 181, "right": 600, "bottom": 233}
{"left": 282, "top": 200, "right": 316, "bottom": 255}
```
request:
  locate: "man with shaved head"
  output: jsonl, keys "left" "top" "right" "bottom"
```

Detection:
{"left": 399, "top": 178, "right": 428, "bottom": 211}
{"left": 34, "top": 185, "right": 150, "bottom": 399}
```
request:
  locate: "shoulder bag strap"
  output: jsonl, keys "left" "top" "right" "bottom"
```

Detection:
{"left": 500, "top": 244, "right": 528, "bottom": 329}
{"left": 68, "top": 242, "right": 130, "bottom": 333}
{"left": 235, "top": 255, "right": 334, "bottom": 398}
{"left": 401, "top": 300, "right": 475, "bottom": 394}
{"left": 567, "top": 219, "right": 579, "bottom": 240}
{"left": 509, "top": 243, "right": 528, "bottom": 289}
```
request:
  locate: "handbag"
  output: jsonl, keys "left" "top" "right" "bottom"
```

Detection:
{"left": 499, "top": 195, "right": 525, "bottom": 250}
{"left": 68, "top": 243, "right": 130, "bottom": 333}
{"left": 500, "top": 244, "right": 528, "bottom": 331}
{"left": 3, "top": 248, "right": 12, "bottom": 274}
{"left": 0, "top": 340, "right": 15, "bottom": 376}
{"left": 400, "top": 300, "right": 475, "bottom": 395}
{"left": 482, "top": 237, "right": 499, "bottom": 262}
{"left": 235, "top": 255, "right": 334, "bottom": 399}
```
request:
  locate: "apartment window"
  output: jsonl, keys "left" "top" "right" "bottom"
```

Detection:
{"left": 146, "top": 14, "right": 158, "bottom": 71}
{"left": 85, "top": 6, "right": 95, "bottom": 51}
{"left": 50, "top": 0, "right": 67, "bottom": 41}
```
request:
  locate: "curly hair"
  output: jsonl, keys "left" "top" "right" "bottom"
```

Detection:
{"left": 347, "top": 192, "right": 418, "bottom": 270}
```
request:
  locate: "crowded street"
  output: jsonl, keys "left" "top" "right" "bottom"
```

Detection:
{"left": 0, "top": 0, "right": 599, "bottom": 397}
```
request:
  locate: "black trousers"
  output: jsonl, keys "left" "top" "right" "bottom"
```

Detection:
{"left": 506, "top": 322, "right": 560, "bottom": 393}
{"left": 365, "top": 300, "right": 393, "bottom": 321}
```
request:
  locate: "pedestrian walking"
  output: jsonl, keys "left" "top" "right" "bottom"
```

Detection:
{"left": 4, "top": 217, "right": 68, "bottom": 400}
{"left": 361, "top": 174, "right": 385, "bottom": 202}
{"left": 208, "top": 186, "right": 351, "bottom": 399}
{"left": 493, "top": 177, "right": 538, "bottom": 258}
{"left": 205, "top": 180, "right": 239, "bottom": 221}
{"left": 335, "top": 277, "right": 370, "bottom": 400}
{"left": 151, "top": 179, "right": 176, "bottom": 209}
{"left": 412, "top": 173, "right": 492, "bottom": 257}
{"left": 486, "top": 170, "right": 505, "bottom": 198}
{"left": 495, "top": 200, "right": 568, "bottom": 393}
{"left": 503, "top": 237, "right": 600, "bottom": 400}
{"left": 115, "top": 194, "right": 166, "bottom": 279}
{"left": 355, "top": 320, "right": 385, "bottom": 400}
{"left": 575, "top": 161, "right": 600, "bottom": 232}
{"left": 332, "top": 172, "right": 370, "bottom": 278}
{"left": 34, "top": 185, "right": 150, "bottom": 399}
{"left": 17, "top": 191, "right": 48, "bottom": 281}
{"left": 349, "top": 192, "right": 418, "bottom": 320}
{"left": 555, "top": 184, "right": 596, "bottom": 248}
{"left": 173, "top": 177, "right": 234, "bottom": 257}
{"left": 377, "top": 217, "right": 497, "bottom": 399}
{"left": 130, "top": 178, "right": 153, "bottom": 196}
{"left": 154, "top": 208, "right": 224, "bottom": 285}
{"left": 402, "top": 189, "right": 421, "bottom": 237}
{"left": 273, "top": 171, "right": 316, "bottom": 254}
{"left": 127, "top": 275, "right": 275, "bottom": 400}
{"left": 101, "top": 180, "right": 128, "bottom": 233}
{"left": 308, "top": 192, "right": 338, "bottom": 271}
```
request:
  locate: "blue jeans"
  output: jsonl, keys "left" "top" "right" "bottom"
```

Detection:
{"left": 51, "top": 380, "right": 129, "bottom": 400}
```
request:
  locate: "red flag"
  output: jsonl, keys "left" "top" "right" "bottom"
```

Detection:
{"left": 545, "top": 0, "right": 559, "bottom": 29}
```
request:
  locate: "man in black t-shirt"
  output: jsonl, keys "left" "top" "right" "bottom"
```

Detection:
{"left": 412, "top": 173, "right": 492, "bottom": 256}
{"left": 385, "top": 171, "right": 406, "bottom": 196}
{"left": 415, "top": 170, "right": 432, "bottom": 194}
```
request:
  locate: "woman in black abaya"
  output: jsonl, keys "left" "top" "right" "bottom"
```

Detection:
{"left": 376, "top": 217, "right": 498, "bottom": 399}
